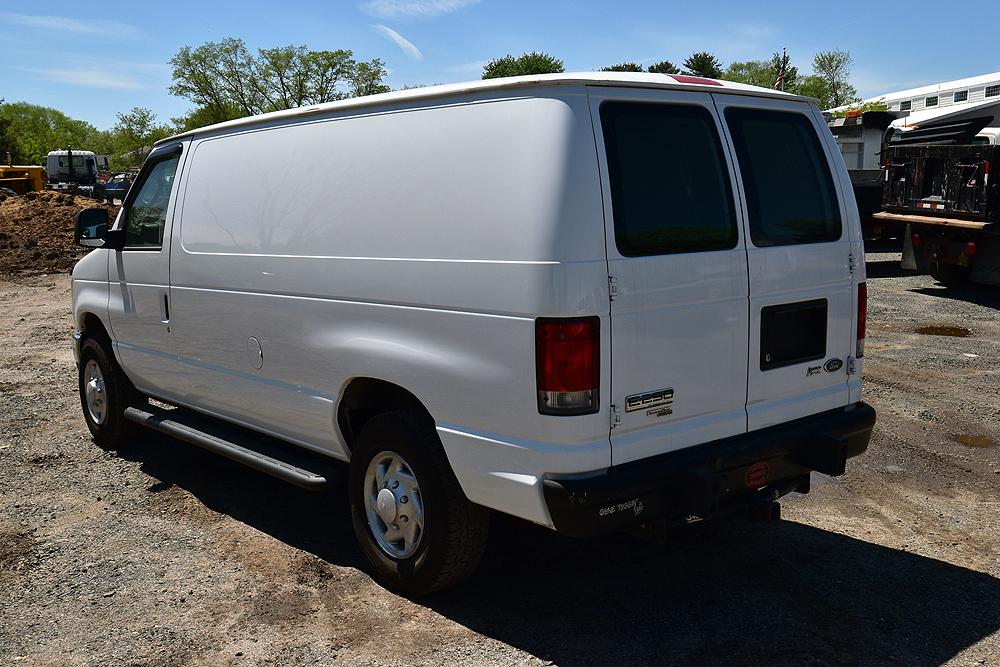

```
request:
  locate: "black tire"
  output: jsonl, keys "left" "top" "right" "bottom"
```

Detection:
{"left": 930, "top": 262, "right": 970, "bottom": 287}
{"left": 78, "top": 337, "right": 143, "bottom": 448}
{"left": 349, "top": 409, "right": 488, "bottom": 595}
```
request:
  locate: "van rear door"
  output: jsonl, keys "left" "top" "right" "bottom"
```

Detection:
{"left": 588, "top": 87, "right": 751, "bottom": 466}
{"left": 712, "top": 94, "right": 859, "bottom": 431}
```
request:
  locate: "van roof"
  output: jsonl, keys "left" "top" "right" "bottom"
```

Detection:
{"left": 156, "top": 71, "right": 814, "bottom": 146}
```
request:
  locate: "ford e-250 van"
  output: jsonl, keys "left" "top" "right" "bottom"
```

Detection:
{"left": 71, "top": 72, "right": 875, "bottom": 594}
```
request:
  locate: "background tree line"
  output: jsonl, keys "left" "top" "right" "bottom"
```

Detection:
{"left": 0, "top": 38, "right": 392, "bottom": 170}
{"left": 1, "top": 38, "right": 867, "bottom": 171}
{"left": 483, "top": 48, "right": 862, "bottom": 110}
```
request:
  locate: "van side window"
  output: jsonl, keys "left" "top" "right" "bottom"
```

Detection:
{"left": 600, "top": 102, "right": 738, "bottom": 256}
{"left": 725, "top": 108, "right": 841, "bottom": 247}
{"left": 123, "top": 153, "right": 180, "bottom": 248}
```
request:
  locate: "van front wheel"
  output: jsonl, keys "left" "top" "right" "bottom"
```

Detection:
{"left": 349, "top": 410, "right": 488, "bottom": 595}
{"left": 78, "top": 337, "right": 142, "bottom": 448}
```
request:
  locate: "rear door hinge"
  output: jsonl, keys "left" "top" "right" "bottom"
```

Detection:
{"left": 848, "top": 253, "right": 858, "bottom": 275}
{"left": 608, "top": 275, "right": 619, "bottom": 301}
{"left": 610, "top": 404, "right": 621, "bottom": 429}
{"left": 847, "top": 356, "right": 859, "bottom": 375}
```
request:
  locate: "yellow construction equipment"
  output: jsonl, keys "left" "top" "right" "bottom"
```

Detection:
{"left": 0, "top": 165, "right": 45, "bottom": 194}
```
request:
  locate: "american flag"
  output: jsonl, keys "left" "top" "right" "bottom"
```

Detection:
{"left": 773, "top": 48, "right": 788, "bottom": 91}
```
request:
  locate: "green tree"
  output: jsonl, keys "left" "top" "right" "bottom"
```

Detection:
{"left": 601, "top": 62, "right": 644, "bottom": 72}
{"left": 171, "top": 103, "right": 244, "bottom": 133}
{"left": 0, "top": 101, "right": 99, "bottom": 164}
{"left": 769, "top": 50, "right": 798, "bottom": 91}
{"left": 169, "top": 38, "right": 390, "bottom": 118}
{"left": 647, "top": 60, "right": 680, "bottom": 74}
{"left": 0, "top": 100, "right": 12, "bottom": 162}
{"left": 682, "top": 52, "right": 723, "bottom": 79}
{"left": 791, "top": 75, "right": 830, "bottom": 106}
{"left": 810, "top": 49, "right": 858, "bottom": 108}
{"left": 723, "top": 60, "right": 775, "bottom": 88}
{"left": 482, "top": 52, "right": 564, "bottom": 79}
{"left": 112, "top": 107, "right": 173, "bottom": 168}
{"left": 723, "top": 52, "right": 799, "bottom": 90}
{"left": 351, "top": 59, "right": 392, "bottom": 97}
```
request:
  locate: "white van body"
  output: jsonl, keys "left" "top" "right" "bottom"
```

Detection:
{"left": 72, "top": 72, "right": 874, "bottom": 591}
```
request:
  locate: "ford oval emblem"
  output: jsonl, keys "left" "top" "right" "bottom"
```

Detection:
{"left": 824, "top": 358, "right": 844, "bottom": 373}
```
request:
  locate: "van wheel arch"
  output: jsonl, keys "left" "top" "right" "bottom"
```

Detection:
{"left": 337, "top": 378, "right": 434, "bottom": 455}
{"left": 79, "top": 312, "right": 111, "bottom": 346}
{"left": 77, "top": 311, "right": 144, "bottom": 402}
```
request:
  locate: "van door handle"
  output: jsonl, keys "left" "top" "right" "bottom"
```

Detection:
{"left": 161, "top": 292, "right": 170, "bottom": 323}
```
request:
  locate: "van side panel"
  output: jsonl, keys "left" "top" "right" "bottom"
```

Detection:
{"left": 166, "top": 89, "right": 610, "bottom": 525}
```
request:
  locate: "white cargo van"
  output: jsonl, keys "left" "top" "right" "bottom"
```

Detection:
{"left": 71, "top": 72, "right": 875, "bottom": 594}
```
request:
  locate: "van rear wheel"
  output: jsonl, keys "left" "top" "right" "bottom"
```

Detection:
{"left": 349, "top": 410, "right": 488, "bottom": 595}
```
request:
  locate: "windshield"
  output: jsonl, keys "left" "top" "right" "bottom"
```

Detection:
{"left": 57, "top": 156, "right": 90, "bottom": 168}
{"left": 55, "top": 156, "right": 97, "bottom": 174}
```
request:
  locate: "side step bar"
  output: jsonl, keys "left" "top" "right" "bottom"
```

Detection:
{"left": 124, "top": 405, "right": 344, "bottom": 490}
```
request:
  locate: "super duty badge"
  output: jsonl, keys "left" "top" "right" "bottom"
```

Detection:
{"left": 625, "top": 387, "right": 674, "bottom": 413}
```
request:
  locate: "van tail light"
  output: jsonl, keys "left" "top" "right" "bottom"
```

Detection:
{"left": 536, "top": 317, "right": 600, "bottom": 415}
{"left": 856, "top": 282, "right": 867, "bottom": 359}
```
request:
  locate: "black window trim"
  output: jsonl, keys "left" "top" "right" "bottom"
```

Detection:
{"left": 723, "top": 106, "right": 843, "bottom": 248}
{"left": 119, "top": 144, "right": 183, "bottom": 251}
{"left": 599, "top": 99, "right": 740, "bottom": 258}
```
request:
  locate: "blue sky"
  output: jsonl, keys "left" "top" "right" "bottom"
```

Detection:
{"left": 3, "top": 0, "right": 997, "bottom": 129}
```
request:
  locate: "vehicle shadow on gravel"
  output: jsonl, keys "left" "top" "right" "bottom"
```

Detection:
{"left": 112, "top": 431, "right": 365, "bottom": 570}
{"left": 910, "top": 284, "right": 1000, "bottom": 310}
{"left": 115, "top": 433, "right": 1000, "bottom": 667}
{"left": 865, "top": 259, "right": 913, "bottom": 280}
{"left": 437, "top": 515, "right": 1000, "bottom": 666}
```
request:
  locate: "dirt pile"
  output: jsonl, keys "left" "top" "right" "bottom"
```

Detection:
{"left": 0, "top": 191, "right": 120, "bottom": 275}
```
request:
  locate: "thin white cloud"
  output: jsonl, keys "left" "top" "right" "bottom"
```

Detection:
{"left": 734, "top": 22, "right": 776, "bottom": 40}
{"left": 0, "top": 12, "right": 145, "bottom": 39}
{"left": 361, "top": 0, "right": 479, "bottom": 19}
{"left": 27, "top": 67, "right": 145, "bottom": 90}
{"left": 448, "top": 59, "right": 489, "bottom": 74}
{"left": 373, "top": 24, "right": 423, "bottom": 60}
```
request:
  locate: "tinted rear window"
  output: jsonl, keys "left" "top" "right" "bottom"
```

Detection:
{"left": 601, "top": 102, "right": 737, "bottom": 256}
{"left": 725, "top": 108, "right": 841, "bottom": 247}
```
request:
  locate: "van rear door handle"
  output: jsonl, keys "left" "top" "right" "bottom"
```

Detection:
{"left": 161, "top": 292, "right": 170, "bottom": 323}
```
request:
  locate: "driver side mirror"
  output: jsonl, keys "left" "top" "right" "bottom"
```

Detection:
{"left": 75, "top": 208, "right": 124, "bottom": 250}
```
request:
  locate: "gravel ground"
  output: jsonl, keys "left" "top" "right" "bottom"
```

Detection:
{"left": 2, "top": 253, "right": 999, "bottom": 666}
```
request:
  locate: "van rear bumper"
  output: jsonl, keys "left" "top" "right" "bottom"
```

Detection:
{"left": 542, "top": 402, "right": 876, "bottom": 537}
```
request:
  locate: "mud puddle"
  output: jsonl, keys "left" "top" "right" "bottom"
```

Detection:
{"left": 952, "top": 434, "right": 995, "bottom": 448}
{"left": 913, "top": 325, "right": 972, "bottom": 337}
